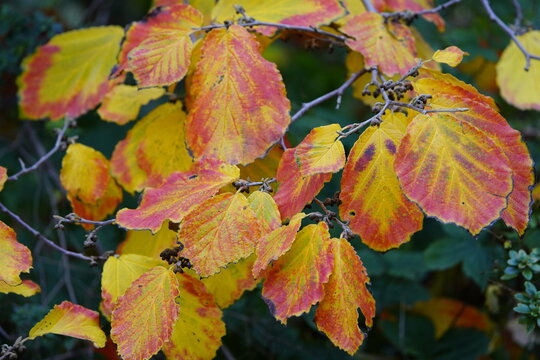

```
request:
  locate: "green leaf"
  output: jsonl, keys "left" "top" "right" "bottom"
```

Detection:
{"left": 424, "top": 237, "right": 470, "bottom": 270}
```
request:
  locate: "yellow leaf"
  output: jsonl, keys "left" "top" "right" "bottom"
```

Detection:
{"left": 97, "top": 85, "right": 164, "bottom": 125}
{"left": 294, "top": 124, "right": 345, "bottom": 175}
{"left": 0, "top": 280, "right": 40, "bottom": 297}
{"left": 0, "top": 166, "right": 6, "bottom": 192}
{"left": 117, "top": 221, "right": 178, "bottom": 259}
{"left": 432, "top": 46, "right": 469, "bottom": 67}
{"left": 247, "top": 191, "right": 281, "bottom": 234}
{"left": 0, "top": 221, "right": 32, "bottom": 285}
{"left": 29, "top": 301, "right": 106, "bottom": 348}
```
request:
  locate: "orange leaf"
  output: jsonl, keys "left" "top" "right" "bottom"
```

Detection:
{"left": 0, "top": 221, "right": 32, "bottom": 285}
{"left": 341, "top": 12, "right": 416, "bottom": 76}
{"left": 247, "top": 191, "right": 282, "bottom": 234}
{"left": 432, "top": 46, "right": 468, "bottom": 67}
{"left": 178, "top": 192, "right": 261, "bottom": 277}
{"left": 395, "top": 113, "right": 513, "bottom": 235}
{"left": 340, "top": 113, "right": 423, "bottom": 251}
{"left": 29, "top": 301, "right": 106, "bottom": 348}
{"left": 115, "top": 160, "right": 239, "bottom": 232}
{"left": 97, "top": 85, "right": 164, "bottom": 125}
{"left": 315, "top": 238, "right": 375, "bottom": 355}
{"left": 294, "top": 124, "right": 345, "bottom": 175}
{"left": 252, "top": 212, "right": 306, "bottom": 278}
{"left": 117, "top": 221, "right": 178, "bottom": 260}
{"left": 163, "top": 273, "right": 226, "bottom": 359}
{"left": 0, "top": 280, "right": 40, "bottom": 297}
{"left": 18, "top": 26, "right": 123, "bottom": 120}
{"left": 186, "top": 25, "right": 290, "bottom": 165}
{"left": 262, "top": 222, "right": 333, "bottom": 323}
{"left": 274, "top": 149, "right": 332, "bottom": 220}
{"left": 111, "top": 267, "right": 180, "bottom": 360}
{"left": 110, "top": 102, "right": 193, "bottom": 193}
{"left": 0, "top": 166, "right": 6, "bottom": 191}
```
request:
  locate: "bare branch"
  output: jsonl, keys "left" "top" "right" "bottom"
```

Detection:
{"left": 481, "top": 0, "right": 540, "bottom": 71}
{"left": 362, "top": 0, "right": 378, "bottom": 13}
{"left": 512, "top": 0, "right": 523, "bottom": 28}
{"left": 232, "top": 178, "right": 276, "bottom": 193}
{"left": 54, "top": 213, "right": 116, "bottom": 228}
{"left": 382, "top": 0, "right": 462, "bottom": 21}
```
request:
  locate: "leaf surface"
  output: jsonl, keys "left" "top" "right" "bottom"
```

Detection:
{"left": 432, "top": 46, "right": 468, "bottom": 67}
{"left": 118, "top": 222, "right": 178, "bottom": 259}
{"left": 340, "top": 113, "right": 423, "bottom": 251}
{"left": 116, "top": 161, "right": 239, "bottom": 232}
{"left": 0, "top": 166, "right": 6, "bottom": 191}
{"left": 18, "top": 26, "right": 123, "bottom": 120}
{"left": 111, "top": 267, "right": 180, "bottom": 360}
{"left": 186, "top": 25, "right": 290, "bottom": 164}
{"left": 262, "top": 222, "right": 333, "bottom": 323}
{"left": 315, "top": 238, "right": 375, "bottom": 355}
{"left": 178, "top": 192, "right": 261, "bottom": 277}
{"left": 97, "top": 85, "right": 164, "bottom": 125}
{"left": 294, "top": 124, "right": 345, "bottom": 175}
{"left": 29, "top": 301, "right": 106, "bottom": 348}
{"left": 247, "top": 191, "right": 282, "bottom": 234}
{"left": 0, "top": 280, "right": 40, "bottom": 297}
{"left": 395, "top": 113, "right": 513, "bottom": 235}
{"left": 0, "top": 221, "right": 32, "bottom": 285}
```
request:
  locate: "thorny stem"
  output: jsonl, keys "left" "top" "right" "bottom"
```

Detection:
{"left": 480, "top": 0, "right": 540, "bottom": 71}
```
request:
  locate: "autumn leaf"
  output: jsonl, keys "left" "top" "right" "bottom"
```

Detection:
{"left": 315, "top": 238, "right": 376, "bottom": 355}
{"left": 432, "top": 46, "right": 468, "bottom": 67}
{"left": 0, "top": 280, "right": 40, "bottom": 297}
{"left": 117, "top": 221, "right": 178, "bottom": 260}
{"left": 395, "top": 113, "right": 513, "bottom": 235}
{"left": 247, "top": 191, "right": 282, "bottom": 234}
{"left": 262, "top": 222, "right": 334, "bottom": 323}
{"left": 0, "top": 221, "right": 32, "bottom": 286}
{"left": 116, "top": 160, "right": 239, "bottom": 232}
{"left": 111, "top": 267, "right": 180, "bottom": 360}
{"left": 341, "top": 12, "right": 417, "bottom": 76}
{"left": 18, "top": 26, "right": 123, "bottom": 120}
{"left": 294, "top": 124, "right": 345, "bottom": 175}
{"left": 100, "top": 254, "right": 163, "bottom": 319}
{"left": 110, "top": 102, "right": 193, "bottom": 193}
{"left": 29, "top": 301, "right": 106, "bottom": 348}
{"left": 163, "top": 273, "right": 226, "bottom": 359}
{"left": 496, "top": 30, "right": 540, "bottom": 110}
{"left": 178, "top": 192, "right": 262, "bottom": 277}
{"left": 186, "top": 25, "right": 290, "bottom": 165}
{"left": 97, "top": 85, "right": 164, "bottom": 125}
{"left": 202, "top": 255, "right": 260, "bottom": 308}
{"left": 0, "top": 166, "right": 6, "bottom": 191}
{"left": 340, "top": 113, "right": 423, "bottom": 251}
{"left": 274, "top": 149, "right": 332, "bottom": 220}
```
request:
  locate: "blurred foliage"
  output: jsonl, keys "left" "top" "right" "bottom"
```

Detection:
{"left": 0, "top": 0, "right": 540, "bottom": 359}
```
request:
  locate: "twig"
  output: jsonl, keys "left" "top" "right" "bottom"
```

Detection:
{"left": 311, "top": 198, "right": 353, "bottom": 239}
{"left": 382, "top": 0, "right": 462, "bottom": 20}
{"left": 54, "top": 213, "right": 116, "bottom": 228}
{"left": 232, "top": 178, "right": 276, "bottom": 193}
{"left": 512, "top": 0, "right": 523, "bottom": 28}
{"left": 0, "top": 337, "right": 29, "bottom": 360}
{"left": 481, "top": 0, "right": 540, "bottom": 71}
{"left": 362, "top": 0, "right": 377, "bottom": 13}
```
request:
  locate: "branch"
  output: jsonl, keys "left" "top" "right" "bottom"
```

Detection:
{"left": 232, "top": 178, "right": 276, "bottom": 193}
{"left": 0, "top": 337, "right": 29, "bottom": 360}
{"left": 511, "top": 0, "right": 523, "bottom": 28}
{"left": 311, "top": 198, "right": 353, "bottom": 240}
{"left": 362, "top": 0, "right": 377, "bottom": 13}
{"left": 53, "top": 213, "right": 116, "bottom": 228}
{"left": 481, "top": 0, "right": 540, "bottom": 71}
{"left": 382, "top": 0, "right": 462, "bottom": 20}
{"left": 0, "top": 201, "right": 92, "bottom": 262}
{"left": 7, "top": 118, "right": 73, "bottom": 182}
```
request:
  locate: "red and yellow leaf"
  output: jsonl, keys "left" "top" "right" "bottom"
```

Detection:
{"left": 97, "top": 85, "right": 164, "bottom": 125}
{"left": 116, "top": 160, "right": 239, "bottom": 232}
{"left": 178, "top": 192, "right": 261, "bottom": 277}
{"left": 432, "top": 46, "right": 468, "bottom": 67}
{"left": 100, "top": 254, "right": 163, "bottom": 319}
{"left": 18, "top": 26, "right": 123, "bottom": 120}
{"left": 262, "top": 222, "right": 333, "bottom": 323}
{"left": 0, "top": 280, "right": 40, "bottom": 297}
{"left": 341, "top": 12, "right": 416, "bottom": 76}
{"left": 294, "top": 124, "right": 345, "bottom": 175}
{"left": 110, "top": 102, "right": 193, "bottom": 194}
{"left": 117, "top": 221, "right": 178, "bottom": 260}
{"left": 274, "top": 149, "right": 332, "bottom": 220}
{"left": 496, "top": 30, "right": 540, "bottom": 111}
{"left": 163, "top": 273, "right": 226, "bottom": 359}
{"left": 252, "top": 212, "right": 306, "bottom": 278}
{"left": 118, "top": 4, "right": 202, "bottom": 87}
{"left": 0, "top": 166, "right": 6, "bottom": 191}
{"left": 0, "top": 221, "right": 32, "bottom": 285}
{"left": 315, "top": 238, "right": 376, "bottom": 355}
{"left": 395, "top": 113, "right": 513, "bottom": 235}
{"left": 29, "top": 301, "right": 106, "bottom": 348}
{"left": 202, "top": 254, "right": 260, "bottom": 308}
{"left": 247, "top": 191, "right": 282, "bottom": 234}
{"left": 340, "top": 113, "right": 424, "bottom": 251}
{"left": 186, "top": 25, "right": 290, "bottom": 164}
{"left": 111, "top": 267, "right": 180, "bottom": 360}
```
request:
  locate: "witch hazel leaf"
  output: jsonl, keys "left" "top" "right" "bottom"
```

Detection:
{"left": 117, "top": 221, "right": 178, "bottom": 260}
{"left": 111, "top": 267, "right": 180, "bottom": 360}
{"left": 247, "top": 191, "right": 282, "bottom": 234}
{"left": 116, "top": 160, "right": 239, "bottom": 232}
{"left": 341, "top": 12, "right": 416, "bottom": 76}
{"left": 179, "top": 192, "right": 262, "bottom": 277}
{"left": 340, "top": 113, "right": 424, "bottom": 251}
{"left": 274, "top": 148, "right": 332, "bottom": 220}
{"left": 432, "top": 46, "right": 468, "bottom": 67}
{"left": 212, "top": 0, "right": 345, "bottom": 37}
{"left": 315, "top": 238, "right": 375, "bottom": 355}
{"left": 0, "top": 166, "right": 6, "bottom": 192}
{"left": 0, "top": 280, "right": 40, "bottom": 297}
{"left": 294, "top": 124, "right": 345, "bottom": 176}
{"left": 395, "top": 113, "right": 513, "bottom": 235}
{"left": 252, "top": 212, "right": 306, "bottom": 278}
{"left": 110, "top": 102, "right": 193, "bottom": 193}
{"left": 29, "top": 301, "right": 106, "bottom": 348}
{"left": 18, "top": 26, "right": 123, "bottom": 120}
{"left": 0, "top": 221, "right": 32, "bottom": 286}
{"left": 97, "top": 85, "right": 165, "bottom": 125}
{"left": 262, "top": 222, "right": 334, "bottom": 323}
{"left": 186, "top": 25, "right": 290, "bottom": 165}
{"left": 163, "top": 273, "right": 226, "bottom": 359}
